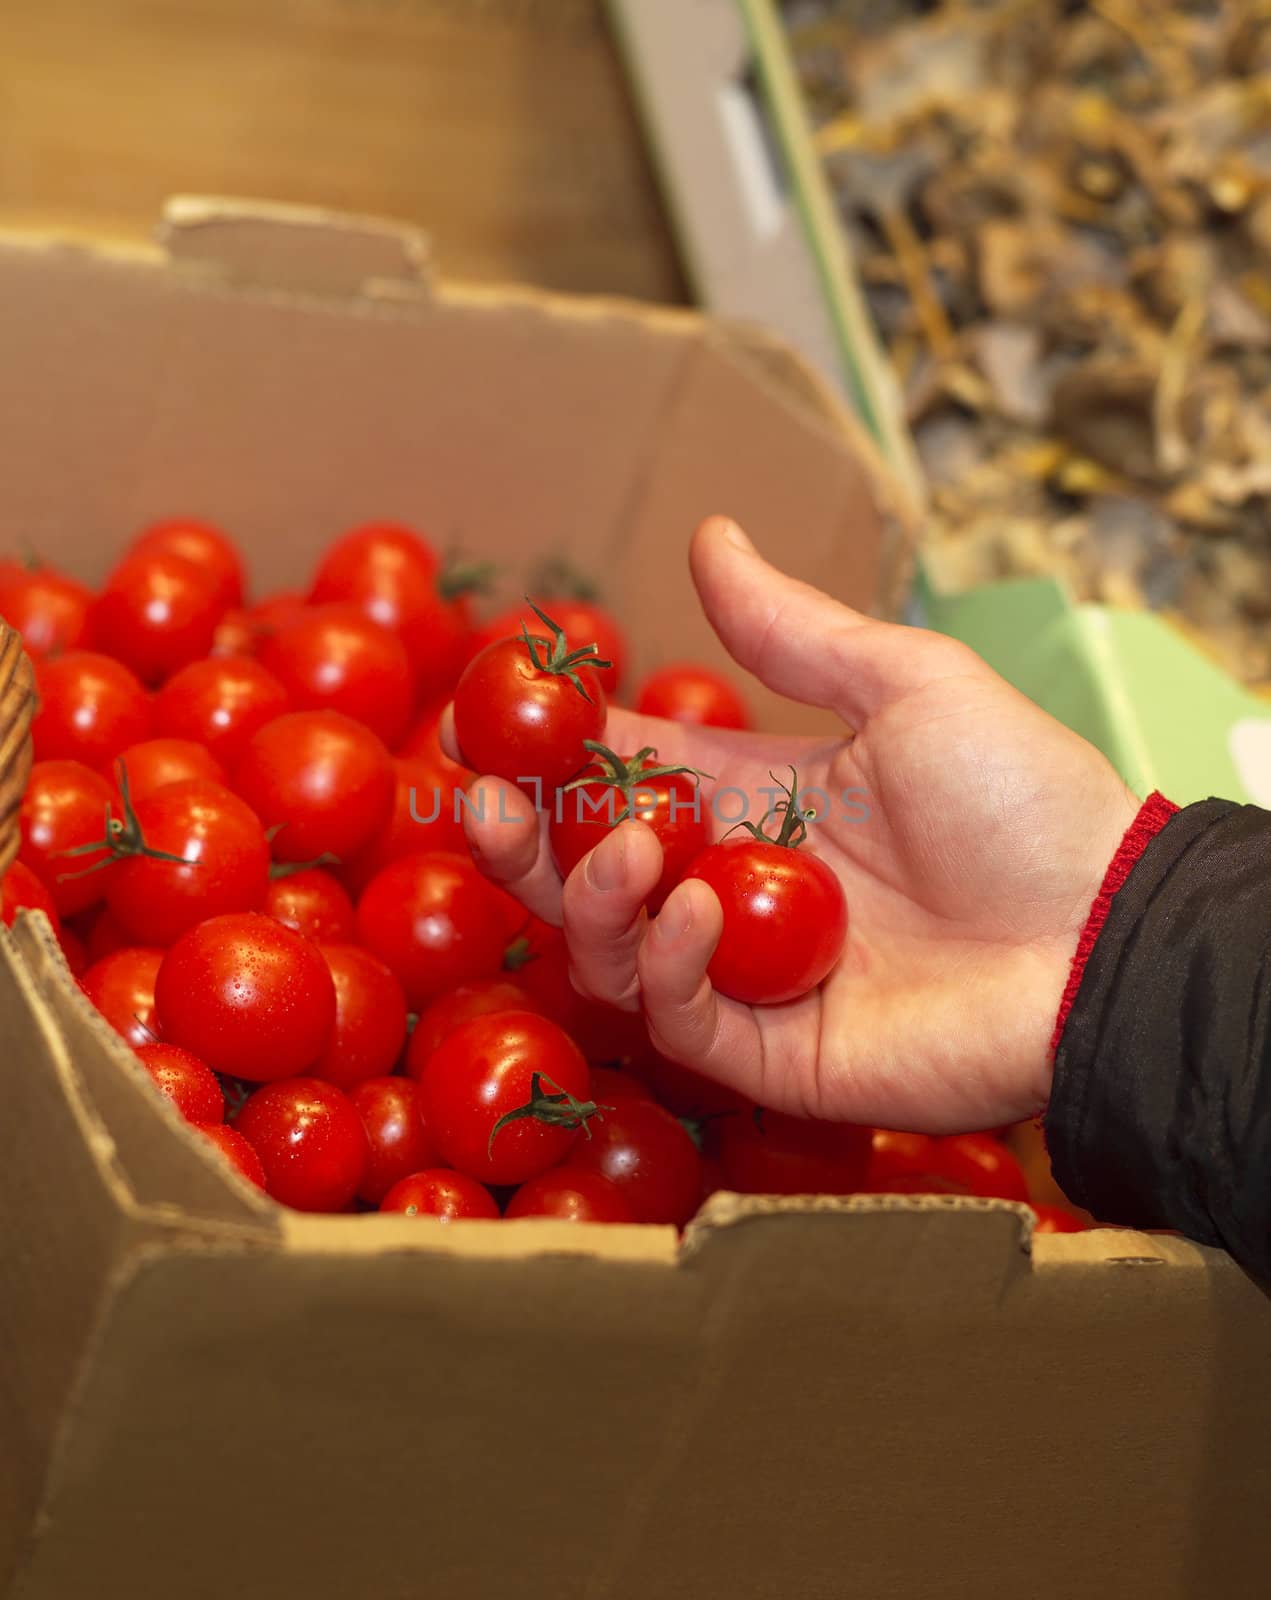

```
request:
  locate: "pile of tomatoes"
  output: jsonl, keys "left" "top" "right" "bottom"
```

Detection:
{"left": 0, "top": 519, "right": 1083, "bottom": 1233}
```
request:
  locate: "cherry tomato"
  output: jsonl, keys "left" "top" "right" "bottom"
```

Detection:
{"left": 111, "top": 737, "right": 225, "bottom": 802}
{"left": 103, "top": 779, "right": 270, "bottom": 946}
{"left": 564, "top": 1100, "right": 702, "bottom": 1225}
{"left": 936, "top": 1132, "right": 1030, "bottom": 1203}
{"left": 865, "top": 1129, "right": 944, "bottom": 1192}
{"left": 212, "top": 591, "right": 307, "bottom": 657}
{"left": 0, "top": 561, "right": 93, "bottom": 657}
{"left": 718, "top": 1110, "right": 871, "bottom": 1195}
{"left": 58, "top": 923, "right": 89, "bottom": 976}
{"left": 452, "top": 607, "right": 607, "bottom": 793}
{"left": 506, "top": 1168, "right": 634, "bottom": 1223}
{"left": 153, "top": 655, "right": 290, "bottom": 768}
{"left": 134, "top": 1041, "right": 224, "bottom": 1125}
{"left": 405, "top": 978, "right": 542, "bottom": 1078}
{"left": 89, "top": 549, "right": 226, "bottom": 684}
{"left": 257, "top": 603, "right": 414, "bottom": 749}
{"left": 549, "top": 745, "right": 707, "bottom": 913}
{"left": 1, "top": 859, "right": 61, "bottom": 932}
{"left": 337, "top": 753, "right": 470, "bottom": 899}
{"left": 635, "top": 664, "right": 749, "bottom": 730}
{"left": 18, "top": 759, "right": 117, "bottom": 917}
{"left": 233, "top": 710, "right": 394, "bottom": 864}
{"left": 80, "top": 946, "right": 163, "bottom": 1047}
{"left": 235, "top": 1077, "right": 369, "bottom": 1212}
{"left": 354, "top": 851, "right": 509, "bottom": 1009}
{"left": 312, "top": 943, "right": 408, "bottom": 1090}
{"left": 416, "top": 1010, "right": 594, "bottom": 1185}
{"left": 32, "top": 652, "right": 152, "bottom": 768}
{"left": 587, "top": 1066, "right": 655, "bottom": 1106}
{"left": 478, "top": 596, "right": 626, "bottom": 698}
{"left": 1030, "top": 1203, "right": 1087, "bottom": 1234}
{"left": 379, "top": 1169, "right": 499, "bottom": 1220}
{"left": 263, "top": 868, "right": 355, "bottom": 944}
{"left": 128, "top": 518, "right": 245, "bottom": 613}
{"left": 348, "top": 1077, "right": 440, "bottom": 1205}
{"left": 155, "top": 912, "right": 336, "bottom": 1081}
{"left": 199, "top": 1123, "right": 266, "bottom": 1188}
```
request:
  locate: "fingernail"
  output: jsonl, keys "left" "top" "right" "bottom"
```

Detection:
{"left": 721, "top": 519, "right": 754, "bottom": 554}
{"left": 654, "top": 886, "right": 693, "bottom": 944}
{"left": 585, "top": 833, "right": 626, "bottom": 892}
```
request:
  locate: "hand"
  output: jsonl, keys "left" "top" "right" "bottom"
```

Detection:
{"left": 447, "top": 517, "right": 1140, "bottom": 1133}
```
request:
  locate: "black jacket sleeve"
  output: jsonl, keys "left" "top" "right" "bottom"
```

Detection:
{"left": 1044, "top": 798, "right": 1271, "bottom": 1280}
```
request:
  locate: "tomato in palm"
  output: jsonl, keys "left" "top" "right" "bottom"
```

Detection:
{"left": 718, "top": 1110, "right": 871, "bottom": 1196}
{"left": 263, "top": 867, "right": 355, "bottom": 944}
{"left": 416, "top": 1010, "right": 595, "bottom": 1185}
{"left": 1030, "top": 1203, "right": 1087, "bottom": 1234}
{"left": 452, "top": 604, "right": 608, "bottom": 793}
{"left": 380, "top": 1169, "right": 499, "bottom": 1220}
{"left": 337, "top": 753, "right": 470, "bottom": 898}
{"left": 405, "top": 977, "right": 543, "bottom": 1078}
{"left": 354, "top": 851, "right": 509, "bottom": 1009}
{"left": 233, "top": 710, "right": 394, "bottom": 865}
{"left": 134, "top": 1041, "right": 224, "bottom": 1125}
{"left": 80, "top": 946, "right": 163, "bottom": 1047}
{"left": 128, "top": 518, "right": 246, "bottom": 613}
{"left": 235, "top": 1077, "right": 369, "bottom": 1212}
{"left": 0, "top": 561, "right": 93, "bottom": 657}
{"left": 506, "top": 1168, "right": 634, "bottom": 1223}
{"left": 478, "top": 596, "right": 626, "bottom": 698}
{"left": 348, "top": 1077, "right": 439, "bottom": 1205}
{"left": 199, "top": 1124, "right": 266, "bottom": 1188}
{"left": 936, "top": 1133, "right": 1030, "bottom": 1203}
{"left": 311, "top": 943, "right": 408, "bottom": 1089}
{"left": 683, "top": 773, "right": 847, "bottom": 1006}
{"left": 1, "top": 859, "right": 61, "bottom": 932}
{"left": 18, "top": 759, "right": 117, "bottom": 917}
{"left": 32, "top": 652, "right": 152, "bottom": 768}
{"left": 153, "top": 655, "right": 290, "bottom": 768}
{"left": 155, "top": 912, "right": 336, "bottom": 1080}
{"left": 102, "top": 778, "right": 269, "bottom": 946}
{"left": 258, "top": 603, "right": 414, "bottom": 749}
{"left": 549, "top": 742, "right": 707, "bottom": 912}
{"left": 111, "top": 737, "right": 225, "bottom": 802}
{"left": 212, "top": 590, "right": 307, "bottom": 657}
{"left": 89, "top": 549, "right": 226, "bottom": 684}
{"left": 564, "top": 1100, "right": 702, "bottom": 1225}
{"left": 635, "top": 664, "right": 749, "bottom": 730}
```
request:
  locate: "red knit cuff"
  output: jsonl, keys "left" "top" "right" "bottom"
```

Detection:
{"left": 1049, "top": 791, "right": 1180, "bottom": 1056}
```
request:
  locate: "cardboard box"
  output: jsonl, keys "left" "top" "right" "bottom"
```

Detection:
{"left": 2, "top": 202, "right": 1267, "bottom": 1600}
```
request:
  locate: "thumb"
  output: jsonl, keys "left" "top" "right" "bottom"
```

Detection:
{"left": 689, "top": 516, "right": 969, "bottom": 726}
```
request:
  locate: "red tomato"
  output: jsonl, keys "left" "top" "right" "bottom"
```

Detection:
{"left": 337, "top": 753, "right": 470, "bottom": 899}
{"left": 263, "top": 867, "right": 355, "bottom": 944}
{"left": 89, "top": 550, "right": 226, "bottom": 684}
{"left": 128, "top": 518, "right": 245, "bottom": 613}
{"left": 354, "top": 851, "right": 509, "bottom": 1009}
{"left": 635, "top": 664, "right": 750, "bottom": 730}
{"left": 478, "top": 596, "right": 626, "bottom": 698}
{"left": 80, "top": 946, "right": 163, "bottom": 1047}
{"left": 111, "top": 737, "right": 225, "bottom": 802}
{"left": 1030, "top": 1203, "right": 1087, "bottom": 1234}
{"left": 153, "top": 655, "right": 290, "bottom": 768}
{"left": 0, "top": 561, "right": 93, "bottom": 657}
{"left": 134, "top": 1041, "right": 224, "bottom": 1125}
{"left": 865, "top": 1129, "right": 944, "bottom": 1191}
{"left": 1, "top": 859, "right": 61, "bottom": 932}
{"left": 379, "top": 1169, "right": 499, "bottom": 1220}
{"left": 405, "top": 978, "right": 543, "bottom": 1078}
{"left": 452, "top": 606, "right": 608, "bottom": 793}
{"left": 936, "top": 1133, "right": 1030, "bottom": 1203}
{"left": 718, "top": 1111, "right": 871, "bottom": 1195}
{"left": 58, "top": 923, "right": 89, "bottom": 976}
{"left": 577, "top": 1065, "right": 653, "bottom": 1108}
{"left": 212, "top": 591, "right": 307, "bottom": 657}
{"left": 549, "top": 745, "right": 708, "bottom": 912}
{"left": 311, "top": 943, "right": 408, "bottom": 1090}
{"left": 348, "top": 1076, "right": 440, "bottom": 1205}
{"left": 103, "top": 779, "right": 270, "bottom": 946}
{"left": 18, "top": 759, "right": 117, "bottom": 917}
{"left": 235, "top": 1078, "right": 369, "bottom": 1212}
{"left": 506, "top": 1168, "right": 634, "bottom": 1223}
{"left": 199, "top": 1123, "right": 266, "bottom": 1188}
{"left": 233, "top": 710, "right": 394, "bottom": 865}
{"left": 564, "top": 1100, "right": 702, "bottom": 1225}
{"left": 257, "top": 603, "right": 414, "bottom": 749}
{"left": 416, "top": 1011, "right": 595, "bottom": 1185}
{"left": 32, "top": 652, "right": 152, "bottom": 768}
{"left": 155, "top": 912, "right": 336, "bottom": 1081}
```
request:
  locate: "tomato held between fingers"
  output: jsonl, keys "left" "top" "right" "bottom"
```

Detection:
{"left": 199, "top": 1124, "right": 266, "bottom": 1189}
{"left": 563, "top": 1099, "right": 702, "bottom": 1226}
{"left": 134, "top": 1042, "right": 225, "bottom": 1125}
{"left": 416, "top": 1011, "right": 596, "bottom": 1186}
{"left": 18, "top": 760, "right": 118, "bottom": 917}
{"left": 128, "top": 518, "right": 246, "bottom": 613}
{"left": 379, "top": 1169, "right": 499, "bottom": 1220}
{"left": 111, "top": 738, "right": 226, "bottom": 802}
{"left": 153, "top": 655, "right": 290, "bottom": 768}
{"left": 478, "top": 596, "right": 626, "bottom": 699}
{"left": 258, "top": 603, "right": 414, "bottom": 749}
{"left": 312, "top": 943, "right": 409, "bottom": 1090}
{"left": 718, "top": 1110, "right": 872, "bottom": 1196}
{"left": 506, "top": 1168, "right": 635, "bottom": 1223}
{"left": 80, "top": 946, "right": 163, "bottom": 1048}
{"left": 263, "top": 867, "right": 355, "bottom": 944}
{"left": 348, "top": 1077, "right": 440, "bottom": 1205}
{"left": 233, "top": 710, "right": 395, "bottom": 865}
{"left": 2, "top": 860, "right": 62, "bottom": 932}
{"left": 235, "top": 1078, "right": 369, "bottom": 1212}
{"left": 0, "top": 561, "right": 94, "bottom": 657}
{"left": 155, "top": 912, "right": 336, "bottom": 1081}
{"left": 32, "top": 652, "right": 152, "bottom": 768}
{"left": 405, "top": 978, "right": 543, "bottom": 1079}
{"left": 634, "top": 664, "right": 750, "bottom": 730}
{"left": 89, "top": 550, "right": 226, "bottom": 684}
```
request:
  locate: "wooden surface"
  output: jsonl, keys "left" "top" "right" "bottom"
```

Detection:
{"left": 0, "top": 0, "right": 685, "bottom": 301}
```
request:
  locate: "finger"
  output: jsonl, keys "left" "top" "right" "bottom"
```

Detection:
{"left": 689, "top": 515, "right": 978, "bottom": 727}
{"left": 461, "top": 775, "right": 563, "bottom": 925}
{"left": 561, "top": 821, "right": 664, "bottom": 1011}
